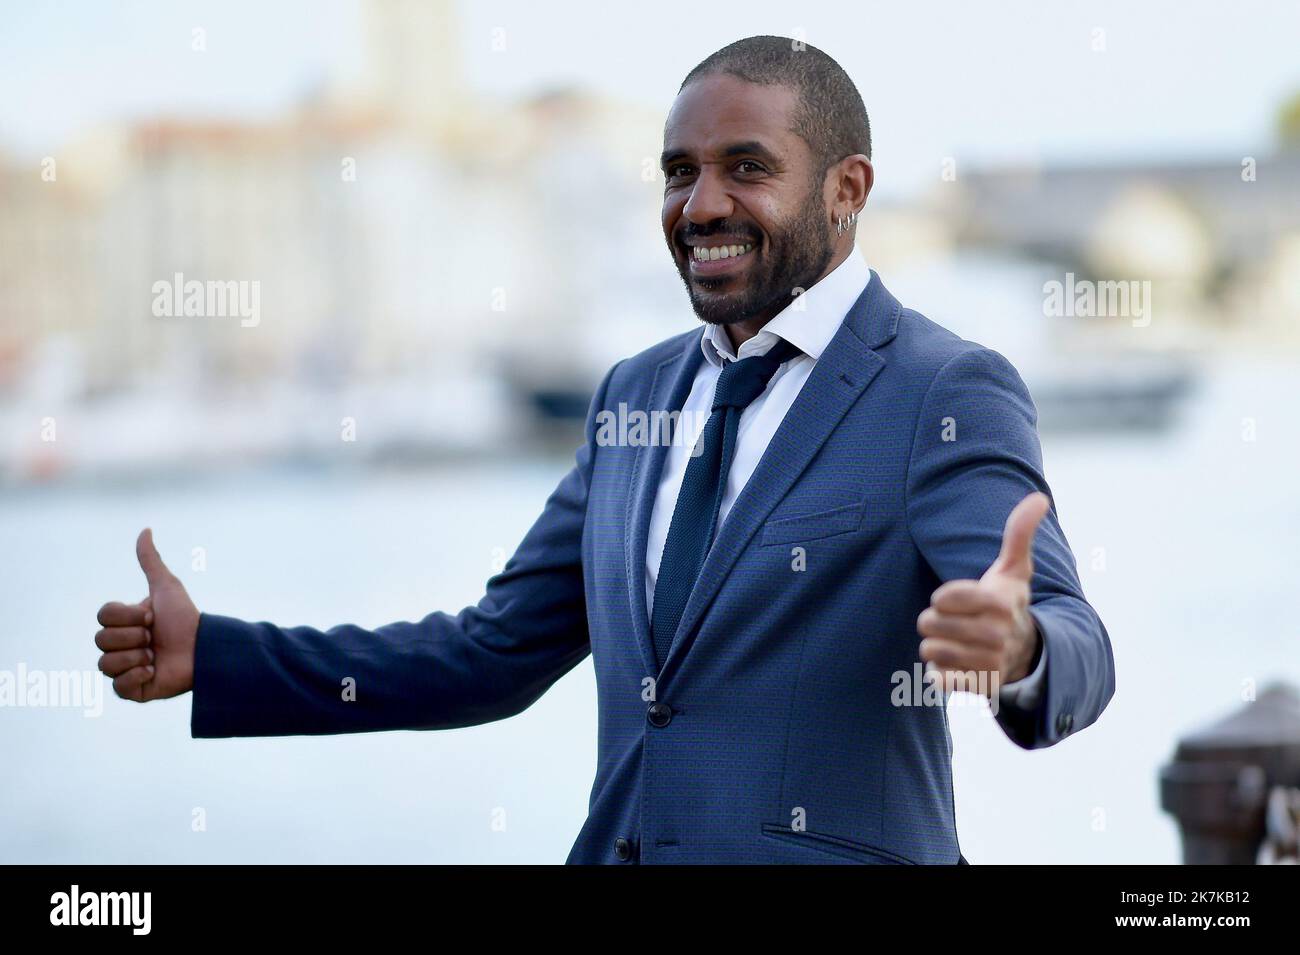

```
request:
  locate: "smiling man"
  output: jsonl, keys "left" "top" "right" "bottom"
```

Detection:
{"left": 93, "top": 36, "right": 1115, "bottom": 865}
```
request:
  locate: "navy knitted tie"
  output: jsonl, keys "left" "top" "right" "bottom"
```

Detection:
{"left": 651, "top": 337, "right": 802, "bottom": 669}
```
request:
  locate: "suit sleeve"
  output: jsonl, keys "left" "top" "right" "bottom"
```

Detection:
{"left": 190, "top": 362, "right": 621, "bottom": 738}
{"left": 904, "top": 346, "right": 1115, "bottom": 749}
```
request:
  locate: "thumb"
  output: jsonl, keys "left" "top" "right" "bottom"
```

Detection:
{"left": 136, "top": 528, "right": 173, "bottom": 591}
{"left": 984, "top": 491, "right": 1050, "bottom": 583}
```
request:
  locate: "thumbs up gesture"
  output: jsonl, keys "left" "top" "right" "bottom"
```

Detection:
{"left": 917, "top": 492, "right": 1049, "bottom": 696}
{"left": 94, "top": 529, "right": 199, "bottom": 702}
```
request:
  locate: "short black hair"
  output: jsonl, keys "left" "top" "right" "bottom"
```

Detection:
{"left": 679, "top": 35, "right": 872, "bottom": 176}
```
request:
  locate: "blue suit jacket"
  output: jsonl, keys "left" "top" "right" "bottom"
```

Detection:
{"left": 192, "top": 270, "right": 1115, "bottom": 864}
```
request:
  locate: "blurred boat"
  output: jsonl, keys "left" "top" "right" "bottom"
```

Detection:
{"left": 510, "top": 250, "right": 1202, "bottom": 435}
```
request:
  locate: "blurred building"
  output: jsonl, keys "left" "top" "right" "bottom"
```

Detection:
{"left": 1, "top": 0, "right": 1296, "bottom": 479}
{"left": 933, "top": 153, "right": 1300, "bottom": 344}
{"left": 0, "top": 0, "right": 671, "bottom": 479}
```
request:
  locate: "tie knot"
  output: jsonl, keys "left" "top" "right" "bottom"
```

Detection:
{"left": 712, "top": 338, "right": 801, "bottom": 411}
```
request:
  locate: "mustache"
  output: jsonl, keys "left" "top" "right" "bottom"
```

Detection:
{"left": 677, "top": 225, "right": 760, "bottom": 245}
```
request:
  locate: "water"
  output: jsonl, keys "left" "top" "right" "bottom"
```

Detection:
{"left": 2, "top": 356, "right": 1297, "bottom": 863}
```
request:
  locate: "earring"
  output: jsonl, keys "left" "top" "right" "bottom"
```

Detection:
{"left": 835, "top": 215, "right": 845, "bottom": 236}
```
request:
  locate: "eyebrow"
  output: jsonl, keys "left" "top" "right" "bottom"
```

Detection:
{"left": 660, "top": 140, "right": 781, "bottom": 170}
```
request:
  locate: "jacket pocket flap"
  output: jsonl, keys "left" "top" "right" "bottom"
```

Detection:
{"left": 761, "top": 501, "right": 865, "bottom": 546}
{"left": 760, "top": 823, "right": 915, "bottom": 864}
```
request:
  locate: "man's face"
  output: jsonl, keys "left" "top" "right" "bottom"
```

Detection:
{"left": 661, "top": 73, "right": 835, "bottom": 327}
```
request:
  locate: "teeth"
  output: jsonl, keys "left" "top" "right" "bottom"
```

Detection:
{"left": 693, "top": 243, "right": 753, "bottom": 261}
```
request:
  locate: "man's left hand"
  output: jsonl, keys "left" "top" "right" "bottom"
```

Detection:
{"left": 917, "top": 491, "right": 1049, "bottom": 696}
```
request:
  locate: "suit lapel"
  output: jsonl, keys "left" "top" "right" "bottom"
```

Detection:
{"left": 659, "top": 273, "right": 899, "bottom": 679}
{"left": 625, "top": 332, "right": 705, "bottom": 678}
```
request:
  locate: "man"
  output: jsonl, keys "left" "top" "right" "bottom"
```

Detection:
{"left": 93, "top": 36, "right": 1114, "bottom": 864}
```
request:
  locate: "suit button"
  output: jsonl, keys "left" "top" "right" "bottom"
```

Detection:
{"left": 647, "top": 702, "right": 673, "bottom": 728}
{"left": 1056, "top": 712, "right": 1074, "bottom": 735}
{"left": 613, "top": 837, "right": 632, "bottom": 861}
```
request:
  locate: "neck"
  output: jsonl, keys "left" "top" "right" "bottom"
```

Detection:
{"left": 723, "top": 241, "right": 854, "bottom": 351}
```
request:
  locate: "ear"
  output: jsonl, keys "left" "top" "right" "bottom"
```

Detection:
{"left": 831, "top": 154, "right": 873, "bottom": 212}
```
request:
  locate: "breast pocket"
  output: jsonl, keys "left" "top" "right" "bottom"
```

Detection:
{"left": 761, "top": 500, "right": 866, "bottom": 547}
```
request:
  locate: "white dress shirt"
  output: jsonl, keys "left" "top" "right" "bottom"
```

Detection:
{"left": 643, "top": 251, "right": 1046, "bottom": 704}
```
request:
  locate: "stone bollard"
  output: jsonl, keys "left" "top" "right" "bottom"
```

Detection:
{"left": 1159, "top": 683, "right": 1300, "bottom": 864}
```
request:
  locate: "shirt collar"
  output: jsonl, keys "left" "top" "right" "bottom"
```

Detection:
{"left": 699, "top": 251, "right": 872, "bottom": 367}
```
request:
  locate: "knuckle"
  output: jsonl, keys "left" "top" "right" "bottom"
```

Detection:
{"left": 987, "top": 599, "right": 1014, "bottom": 622}
{"left": 113, "top": 669, "right": 144, "bottom": 699}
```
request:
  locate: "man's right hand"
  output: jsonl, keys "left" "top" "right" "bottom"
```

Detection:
{"left": 95, "top": 528, "right": 200, "bottom": 702}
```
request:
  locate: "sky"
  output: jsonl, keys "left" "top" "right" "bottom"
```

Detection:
{"left": 1, "top": 0, "right": 1298, "bottom": 199}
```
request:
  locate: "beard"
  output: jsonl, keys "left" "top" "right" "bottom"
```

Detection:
{"left": 674, "top": 181, "right": 836, "bottom": 327}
